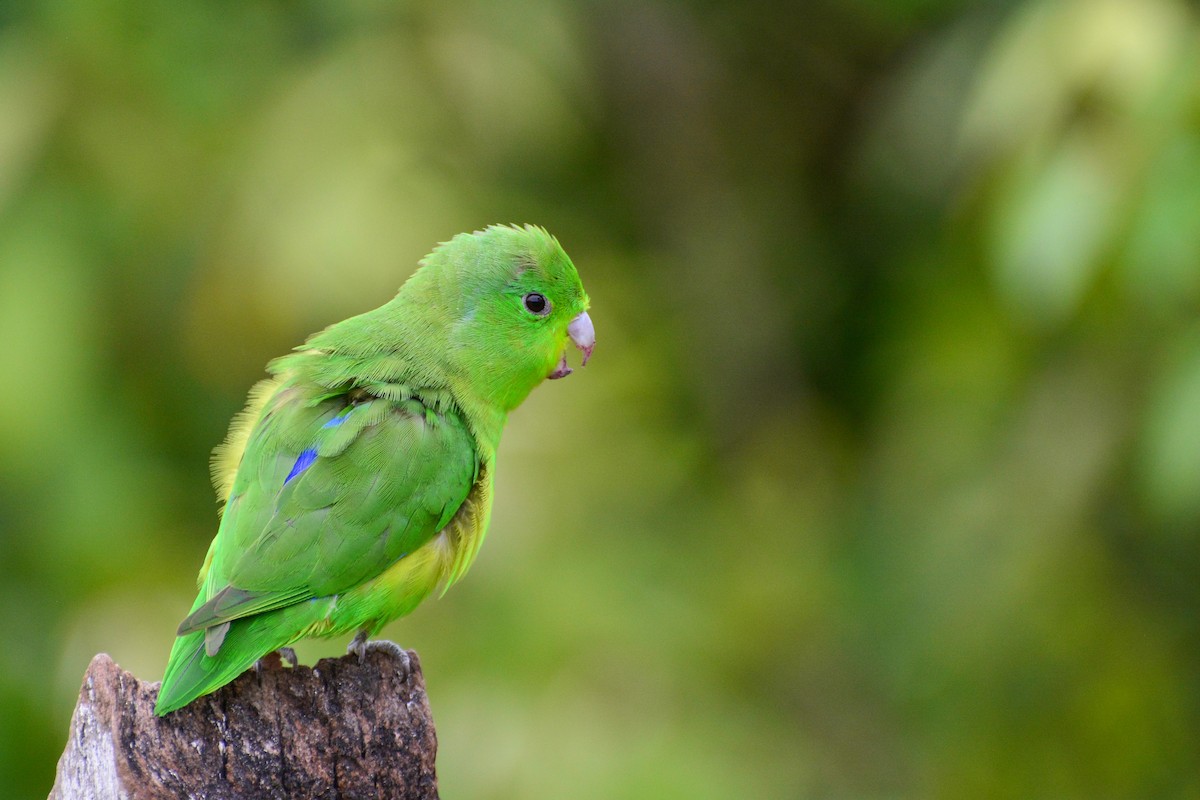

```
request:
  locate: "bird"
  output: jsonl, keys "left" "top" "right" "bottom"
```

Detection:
{"left": 155, "top": 224, "right": 593, "bottom": 715}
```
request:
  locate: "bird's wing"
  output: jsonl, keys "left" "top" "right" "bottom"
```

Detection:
{"left": 176, "top": 384, "right": 479, "bottom": 636}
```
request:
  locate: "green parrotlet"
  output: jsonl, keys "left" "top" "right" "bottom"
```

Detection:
{"left": 155, "top": 224, "right": 593, "bottom": 715}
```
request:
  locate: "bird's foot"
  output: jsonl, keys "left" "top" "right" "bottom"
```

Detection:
{"left": 254, "top": 647, "right": 299, "bottom": 675}
{"left": 365, "top": 639, "right": 409, "bottom": 667}
{"left": 347, "top": 631, "right": 369, "bottom": 663}
{"left": 277, "top": 646, "right": 298, "bottom": 668}
{"left": 346, "top": 633, "right": 410, "bottom": 671}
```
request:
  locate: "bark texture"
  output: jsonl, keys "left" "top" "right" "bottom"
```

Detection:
{"left": 50, "top": 644, "right": 439, "bottom": 800}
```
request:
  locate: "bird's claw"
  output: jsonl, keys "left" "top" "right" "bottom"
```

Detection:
{"left": 347, "top": 631, "right": 369, "bottom": 663}
{"left": 254, "top": 647, "right": 299, "bottom": 675}
{"left": 347, "top": 633, "right": 411, "bottom": 671}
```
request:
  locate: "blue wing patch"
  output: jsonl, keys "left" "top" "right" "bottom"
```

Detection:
{"left": 323, "top": 411, "right": 351, "bottom": 429}
{"left": 284, "top": 448, "right": 318, "bottom": 485}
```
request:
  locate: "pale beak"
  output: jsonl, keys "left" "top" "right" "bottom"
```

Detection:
{"left": 568, "top": 311, "right": 595, "bottom": 366}
{"left": 548, "top": 311, "right": 596, "bottom": 380}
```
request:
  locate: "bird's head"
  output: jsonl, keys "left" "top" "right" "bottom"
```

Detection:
{"left": 415, "top": 224, "right": 594, "bottom": 413}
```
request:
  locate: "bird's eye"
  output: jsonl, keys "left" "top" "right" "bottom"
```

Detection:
{"left": 523, "top": 293, "right": 550, "bottom": 315}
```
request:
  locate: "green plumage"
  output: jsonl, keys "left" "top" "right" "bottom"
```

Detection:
{"left": 156, "top": 225, "right": 592, "bottom": 715}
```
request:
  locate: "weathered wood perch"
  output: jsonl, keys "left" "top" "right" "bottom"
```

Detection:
{"left": 50, "top": 644, "right": 439, "bottom": 800}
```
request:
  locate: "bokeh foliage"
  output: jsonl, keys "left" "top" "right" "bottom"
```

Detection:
{"left": 1, "top": 0, "right": 1198, "bottom": 797}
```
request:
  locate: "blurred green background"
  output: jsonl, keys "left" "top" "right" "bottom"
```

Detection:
{"left": 2, "top": 0, "right": 1199, "bottom": 797}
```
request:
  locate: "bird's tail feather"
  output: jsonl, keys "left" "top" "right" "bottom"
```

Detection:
{"left": 154, "top": 601, "right": 327, "bottom": 715}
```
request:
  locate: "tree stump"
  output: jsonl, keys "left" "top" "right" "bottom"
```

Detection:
{"left": 49, "top": 644, "right": 439, "bottom": 800}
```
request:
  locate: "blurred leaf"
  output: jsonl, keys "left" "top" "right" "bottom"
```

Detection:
{"left": 1139, "top": 329, "right": 1200, "bottom": 522}
{"left": 1122, "top": 132, "right": 1200, "bottom": 309}
{"left": 989, "top": 133, "right": 1119, "bottom": 325}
